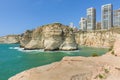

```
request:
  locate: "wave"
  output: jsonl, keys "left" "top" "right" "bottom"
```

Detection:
{"left": 9, "top": 47, "right": 44, "bottom": 52}
{"left": 9, "top": 47, "right": 80, "bottom": 54}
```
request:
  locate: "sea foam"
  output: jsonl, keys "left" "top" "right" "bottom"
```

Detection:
{"left": 9, "top": 47, "right": 79, "bottom": 54}
{"left": 9, "top": 47, "right": 44, "bottom": 52}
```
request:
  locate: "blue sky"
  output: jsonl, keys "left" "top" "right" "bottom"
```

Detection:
{"left": 0, "top": 0, "right": 120, "bottom": 36}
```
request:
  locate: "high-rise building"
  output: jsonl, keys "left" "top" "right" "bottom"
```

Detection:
{"left": 87, "top": 7, "right": 96, "bottom": 30}
{"left": 80, "top": 18, "right": 87, "bottom": 31}
{"left": 101, "top": 4, "right": 113, "bottom": 29}
{"left": 113, "top": 9, "right": 120, "bottom": 27}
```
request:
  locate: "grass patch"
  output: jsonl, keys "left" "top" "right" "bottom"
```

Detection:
{"left": 91, "top": 53, "right": 99, "bottom": 57}
{"left": 104, "top": 68, "right": 109, "bottom": 73}
{"left": 98, "top": 74, "right": 106, "bottom": 79}
{"left": 111, "top": 50, "right": 114, "bottom": 55}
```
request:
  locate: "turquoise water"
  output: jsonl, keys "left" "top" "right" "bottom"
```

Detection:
{"left": 0, "top": 44, "right": 108, "bottom": 80}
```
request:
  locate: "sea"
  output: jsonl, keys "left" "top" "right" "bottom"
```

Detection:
{"left": 0, "top": 44, "right": 108, "bottom": 80}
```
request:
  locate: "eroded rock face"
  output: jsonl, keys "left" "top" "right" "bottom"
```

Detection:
{"left": 24, "top": 23, "right": 78, "bottom": 51}
{"left": 20, "top": 30, "right": 33, "bottom": 48}
{"left": 43, "top": 24, "right": 63, "bottom": 50}
{"left": 75, "top": 31, "right": 116, "bottom": 48}
{"left": 113, "top": 34, "right": 120, "bottom": 56}
{"left": 60, "top": 33, "right": 77, "bottom": 50}
{"left": 0, "top": 35, "right": 20, "bottom": 44}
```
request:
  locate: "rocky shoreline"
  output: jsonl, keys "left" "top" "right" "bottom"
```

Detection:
{"left": 0, "top": 23, "right": 120, "bottom": 80}
{"left": 1, "top": 23, "right": 119, "bottom": 50}
{"left": 8, "top": 35, "right": 120, "bottom": 80}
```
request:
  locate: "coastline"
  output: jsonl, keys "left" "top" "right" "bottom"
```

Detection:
{"left": 79, "top": 45, "right": 110, "bottom": 49}
{"left": 8, "top": 52, "right": 120, "bottom": 80}
{"left": 0, "top": 24, "right": 119, "bottom": 80}
{"left": 8, "top": 36, "right": 120, "bottom": 80}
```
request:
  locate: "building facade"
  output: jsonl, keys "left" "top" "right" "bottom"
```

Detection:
{"left": 101, "top": 4, "right": 113, "bottom": 29}
{"left": 80, "top": 18, "right": 87, "bottom": 31}
{"left": 87, "top": 7, "right": 96, "bottom": 30}
{"left": 96, "top": 22, "right": 101, "bottom": 30}
{"left": 113, "top": 9, "right": 120, "bottom": 27}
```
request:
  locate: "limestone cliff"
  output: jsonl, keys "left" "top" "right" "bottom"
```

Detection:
{"left": 0, "top": 35, "right": 20, "bottom": 44}
{"left": 75, "top": 30, "right": 116, "bottom": 48}
{"left": 24, "top": 23, "right": 78, "bottom": 51}
{"left": 20, "top": 30, "right": 33, "bottom": 47}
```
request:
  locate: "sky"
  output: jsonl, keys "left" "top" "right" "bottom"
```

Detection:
{"left": 0, "top": 0, "right": 120, "bottom": 36}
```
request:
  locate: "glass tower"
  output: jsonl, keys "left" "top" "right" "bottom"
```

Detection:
{"left": 87, "top": 7, "right": 96, "bottom": 30}
{"left": 113, "top": 9, "right": 120, "bottom": 27}
{"left": 101, "top": 4, "right": 113, "bottom": 29}
{"left": 80, "top": 18, "right": 87, "bottom": 31}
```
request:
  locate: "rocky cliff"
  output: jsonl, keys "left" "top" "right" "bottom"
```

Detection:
{"left": 1, "top": 23, "right": 119, "bottom": 49}
{"left": 20, "top": 30, "right": 33, "bottom": 47}
{"left": 75, "top": 30, "right": 117, "bottom": 48}
{"left": 23, "top": 23, "right": 78, "bottom": 51}
{"left": 9, "top": 35, "right": 120, "bottom": 80}
{"left": 0, "top": 35, "right": 20, "bottom": 44}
